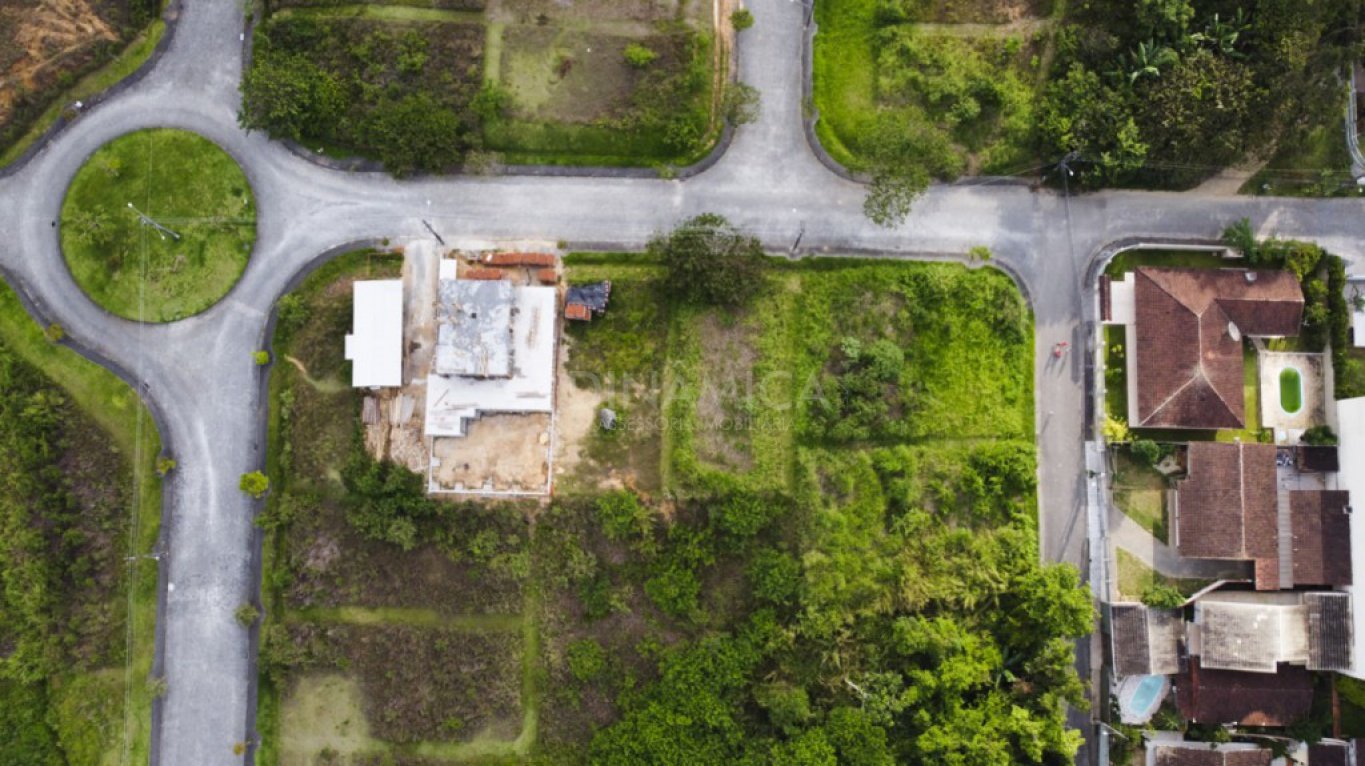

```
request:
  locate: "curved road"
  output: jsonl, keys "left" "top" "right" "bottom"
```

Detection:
{"left": 2, "top": 0, "right": 1365, "bottom": 762}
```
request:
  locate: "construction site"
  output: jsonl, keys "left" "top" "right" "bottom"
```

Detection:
{"left": 343, "top": 240, "right": 610, "bottom": 496}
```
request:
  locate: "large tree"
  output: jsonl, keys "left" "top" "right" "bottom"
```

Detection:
{"left": 648, "top": 214, "right": 765, "bottom": 307}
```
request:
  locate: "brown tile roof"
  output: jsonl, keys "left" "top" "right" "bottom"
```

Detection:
{"left": 1291, "top": 490, "right": 1353, "bottom": 587}
{"left": 1174, "top": 442, "right": 1280, "bottom": 589}
{"left": 485, "top": 252, "right": 557, "bottom": 268}
{"left": 1110, "top": 603, "right": 1182, "bottom": 677}
{"left": 1154, "top": 746, "right": 1274, "bottom": 766}
{"left": 535, "top": 268, "right": 557, "bottom": 285}
{"left": 1133, "top": 268, "right": 1302, "bottom": 429}
{"left": 564, "top": 303, "right": 591, "bottom": 321}
{"left": 1175, "top": 658, "right": 1313, "bottom": 726}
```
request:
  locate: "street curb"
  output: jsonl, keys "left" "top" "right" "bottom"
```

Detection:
{"left": 0, "top": 0, "right": 184, "bottom": 181}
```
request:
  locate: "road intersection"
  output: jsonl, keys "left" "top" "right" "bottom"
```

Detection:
{"left": 2, "top": 0, "right": 1365, "bottom": 762}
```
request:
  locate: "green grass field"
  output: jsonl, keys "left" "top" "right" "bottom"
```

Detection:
{"left": 1111, "top": 448, "right": 1167, "bottom": 542}
{"left": 60, "top": 129, "right": 256, "bottom": 322}
{"left": 0, "top": 281, "right": 163, "bottom": 766}
{"left": 1115, "top": 549, "right": 1207, "bottom": 603}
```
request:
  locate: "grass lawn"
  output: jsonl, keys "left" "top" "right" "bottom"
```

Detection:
{"left": 60, "top": 129, "right": 255, "bottom": 322}
{"left": 0, "top": 281, "right": 163, "bottom": 766}
{"left": 1115, "top": 548, "right": 1208, "bottom": 603}
{"left": 1104, "top": 248, "right": 1236, "bottom": 278}
{"left": 1110, "top": 448, "right": 1167, "bottom": 543}
{"left": 0, "top": 4, "right": 164, "bottom": 169}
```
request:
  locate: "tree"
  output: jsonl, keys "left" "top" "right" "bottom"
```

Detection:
{"left": 239, "top": 51, "right": 344, "bottom": 142}
{"left": 234, "top": 603, "right": 260, "bottom": 627}
{"left": 648, "top": 214, "right": 765, "bottom": 307}
{"left": 361, "top": 93, "right": 464, "bottom": 176}
{"left": 1141, "top": 583, "right": 1185, "bottom": 608}
{"left": 731, "top": 8, "right": 754, "bottom": 30}
{"left": 1220, "top": 217, "right": 1257, "bottom": 260}
{"left": 1130, "top": 439, "right": 1161, "bottom": 466}
{"left": 253, "top": 350, "right": 270, "bottom": 366}
{"left": 239, "top": 471, "right": 270, "bottom": 499}
{"left": 567, "top": 638, "right": 608, "bottom": 682}
{"left": 861, "top": 114, "right": 963, "bottom": 227}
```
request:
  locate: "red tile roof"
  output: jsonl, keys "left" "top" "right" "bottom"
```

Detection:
{"left": 564, "top": 303, "right": 591, "bottom": 321}
{"left": 1175, "top": 658, "right": 1313, "bottom": 727}
{"left": 535, "top": 268, "right": 557, "bottom": 285}
{"left": 1174, "top": 442, "right": 1279, "bottom": 589}
{"left": 485, "top": 252, "right": 556, "bottom": 268}
{"left": 1291, "top": 490, "right": 1353, "bottom": 587}
{"left": 1133, "top": 268, "right": 1302, "bottom": 429}
{"left": 1154, "top": 747, "right": 1274, "bottom": 766}
{"left": 463, "top": 268, "right": 506, "bottom": 281}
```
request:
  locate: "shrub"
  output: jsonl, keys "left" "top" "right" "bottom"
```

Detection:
{"left": 747, "top": 548, "right": 801, "bottom": 605}
{"left": 596, "top": 490, "right": 655, "bottom": 551}
{"left": 147, "top": 675, "right": 168, "bottom": 699}
{"left": 156, "top": 456, "right": 176, "bottom": 476}
{"left": 1140, "top": 583, "right": 1185, "bottom": 609}
{"left": 239, "top": 471, "right": 270, "bottom": 499}
{"left": 723, "top": 82, "right": 761, "bottom": 126}
{"left": 1130, "top": 439, "right": 1161, "bottom": 467}
{"left": 341, "top": 445, "right": 439, "bottom": 550}
{"left": 645, "top": 562, "right": 701, "bottom": 619}
{"left": 1301, "top": 425, "right": 1337, "bottom": 446}
{"left": 566, "top": 639, "right": 609, "bottom": 682}
{"left": 253, "top": 350, "right": 270, "bottom": 366}
{"left": 730, "top": 8, "right": 754, "bottom": 30}
{"left": 624, "top": 43, "right": 658, "bottom": 69}
{"left": 43, "top": 323, "right": 64, "bottom": 343}
{"left": 1103, "top": 416, "right": 1130, "bottom": 444}
{"left": 234, "top": 603, "right": 260, "bottom": 627}
{"left": 968, "top": 246, "right": 992, "bottom": 262}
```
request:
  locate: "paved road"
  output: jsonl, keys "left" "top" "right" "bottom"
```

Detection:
{"left": 3, "top": 0, "right": 1365, "bottom": 762}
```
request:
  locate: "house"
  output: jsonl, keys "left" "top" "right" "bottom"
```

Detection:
{"left": 1171, "top": 442, "right": 1281, "bottom": 589}
{"left": 1306, "top": 741, "right": 1353, "bottom": 766}
{"left": 1189, "top": 591, "right": 1351, "bottom": 673}
{"left": 1123, "top": 268, "right": 1303, "bottom": 430}
{"left": 1291, "top": 490, "right": 1353, "bottom": 588}
{"left": 483, "top": 251, "right": 556, "bottom": 268}
{"left": 1175, "top": 657, "right": 1313, "bottom": 726}
{"left": 344, "top": 280, "right": 404, "bottom": 389}
{"left": 565, "top": 281, "right": 611, "bottom": 322}
{"left": 424, "top": 261, "right": 557, "bottom": 438}
{"left": 1340, "top": 397, "right": 1365, "bottom": 680}
{"left": 1109, "top": 603, "right": 1183, "bottom": 677}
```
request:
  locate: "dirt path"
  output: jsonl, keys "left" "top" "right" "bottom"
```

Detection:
{"left": 283, "top": 355, "right": 348, "bottom": 394}
{"left": 1188, "top": 155, "right": 1269, "bottom": 196}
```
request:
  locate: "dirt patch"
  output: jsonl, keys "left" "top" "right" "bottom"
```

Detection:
{"left": 694, "top": 312, "right": 757, "bottom": 472}
{"left": 553, "top": 336, "right": 605, "bottom": 483}
{"left": 280, "top": 673, "right": 374, "bottom": 766}
{"left": 0, "top": 0, "right": 117, "bottom": 121}
{"left": 431, "top": 413, "right": 552, "bottom": 493}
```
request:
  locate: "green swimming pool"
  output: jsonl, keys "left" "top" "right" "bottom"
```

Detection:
{"left": 1280, "top": 367, "right": 1303, "bottom": 414}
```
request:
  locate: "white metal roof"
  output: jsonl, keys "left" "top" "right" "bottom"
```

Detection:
{"left": 1339, "top": 397, "right": 1365, "bottom": 679}
{"left": 344, "top": 280, "right": 404, "bottom": 388}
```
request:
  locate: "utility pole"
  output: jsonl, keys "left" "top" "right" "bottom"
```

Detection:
{"left": 790, "top": 221, "right": 805, "bottom": 255}
{"left": 422, "top": 219, "right": 446, "bottom": 246}
{"left": 127, "top": 202, "right": 181, "bottom": 241}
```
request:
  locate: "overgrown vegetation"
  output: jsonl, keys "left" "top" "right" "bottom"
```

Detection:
{"left": 242, "top": 1, "right": 719, "bottom": 173}
{"left": 259, "top": 245, "right": 1088, "bottom": 763}
{"left": 0, "top": 0, "right": 162, "bottom": 164}
{"left": 0, "top": 282, "right": 162, "bottom": 765}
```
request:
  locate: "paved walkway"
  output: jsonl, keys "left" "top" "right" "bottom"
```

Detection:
{"left": 1108, "top": 506, "right": 1253, "bottom": 582}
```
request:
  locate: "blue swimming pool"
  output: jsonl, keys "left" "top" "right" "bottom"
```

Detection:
{"left": 1118, "top": 673, "right": 1170, "bottom": 724}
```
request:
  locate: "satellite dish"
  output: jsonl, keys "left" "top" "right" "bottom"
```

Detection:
{"left": 1228, "top": 322, "right": 1241, "bottom": 342}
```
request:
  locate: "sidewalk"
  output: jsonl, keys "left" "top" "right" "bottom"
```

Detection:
{"left": 1107, "top": 506, "right": 1253, "bottom": 582}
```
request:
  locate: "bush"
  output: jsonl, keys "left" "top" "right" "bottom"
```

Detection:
{"left": 624, "top": 43, "right": 659, "bottom": 69}
{"left": 645, "top": 562, "right": 702, "bottom": 619}
{"left": 1301, "top": 425, "right": 1337, "bottom": 446}
{"left": 1141, "top": 583, "right": 1185, "bottom": 609}
{"left": 156, "top": 456, "right": 176, "bottom": 476}
{"left": 723, "top": 82, "right": 761, "bottom": 126}
{"left": 730, "top": 8, "right": 754, "bottom": 30}
{"left": 747, "top": 548, "right": 801, "bottom": 605}
{"left": 253, "top": 350, "right": 270, "bottom": 366}
{"left": 566, "top": 639, "right": 609, "bottom": 682}
{"left": 235, "top": 603, "right": 260, "bottom": 627}
{"left": 596, "top": 490, "right": 655, "bottom": 551}
{"left": 1130, "top": 439, "right": 1161, "bottom": 467}
{"left": 239, "top": 471, "right": 270, "bottom": 499}
{"left": 341, "top": 444, "right": 439, "bottom": 550}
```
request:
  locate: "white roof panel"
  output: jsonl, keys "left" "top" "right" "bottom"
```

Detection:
{"left": 344, "top": 280, "right": 404, "bottom": 388}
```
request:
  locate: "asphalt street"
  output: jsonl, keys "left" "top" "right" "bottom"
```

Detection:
{"left": 2, "top": 0, "right": 1365, "bottom": 762}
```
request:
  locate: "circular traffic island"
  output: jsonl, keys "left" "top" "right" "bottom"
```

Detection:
{"left": 60, "top": 129, "right": 256, "bottom": 322}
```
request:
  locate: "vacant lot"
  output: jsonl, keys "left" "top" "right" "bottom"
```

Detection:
{"left": 0, "top": 0, "right": 160, "bottom": 162}
{"left": 244, "top": 0, "right": 719, "bottom": 172}
{"left": 260, "top": 250, "right": 1088, "bottom": 764}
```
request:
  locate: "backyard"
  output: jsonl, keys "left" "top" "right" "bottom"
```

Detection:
{"left": 1110, "top": 447, "right": 1168, "bottom": 543}
{"left": 256, "top": 248, "right": 1091, "bottom": 764}
{"left": 242, "top": 0, "right": 721, "bottom": 173}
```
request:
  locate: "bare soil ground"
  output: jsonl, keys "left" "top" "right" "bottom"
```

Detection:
{"left": 553, "top": 336, "right": 605, "bottom": 484}
{"left": 431, "top": 412, "right": 552, "bottom": 492}
{"left": 694, "top": 311, "right": 757, "bottom": 472}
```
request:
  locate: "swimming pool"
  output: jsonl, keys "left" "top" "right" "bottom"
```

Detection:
{"left": 1280, "top": 367, "right": 1303, "bottom": 414}
{"left": 1117, "top": 674, "right": 1169, "bottom": 724}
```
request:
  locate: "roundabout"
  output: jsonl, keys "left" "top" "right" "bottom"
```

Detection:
{"left": 60, "top": 129, "right": 255, "bottom": 323}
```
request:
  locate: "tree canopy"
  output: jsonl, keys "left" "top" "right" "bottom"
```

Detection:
{"left": 649, "top": 214, "right": 766, "bottom": 307}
